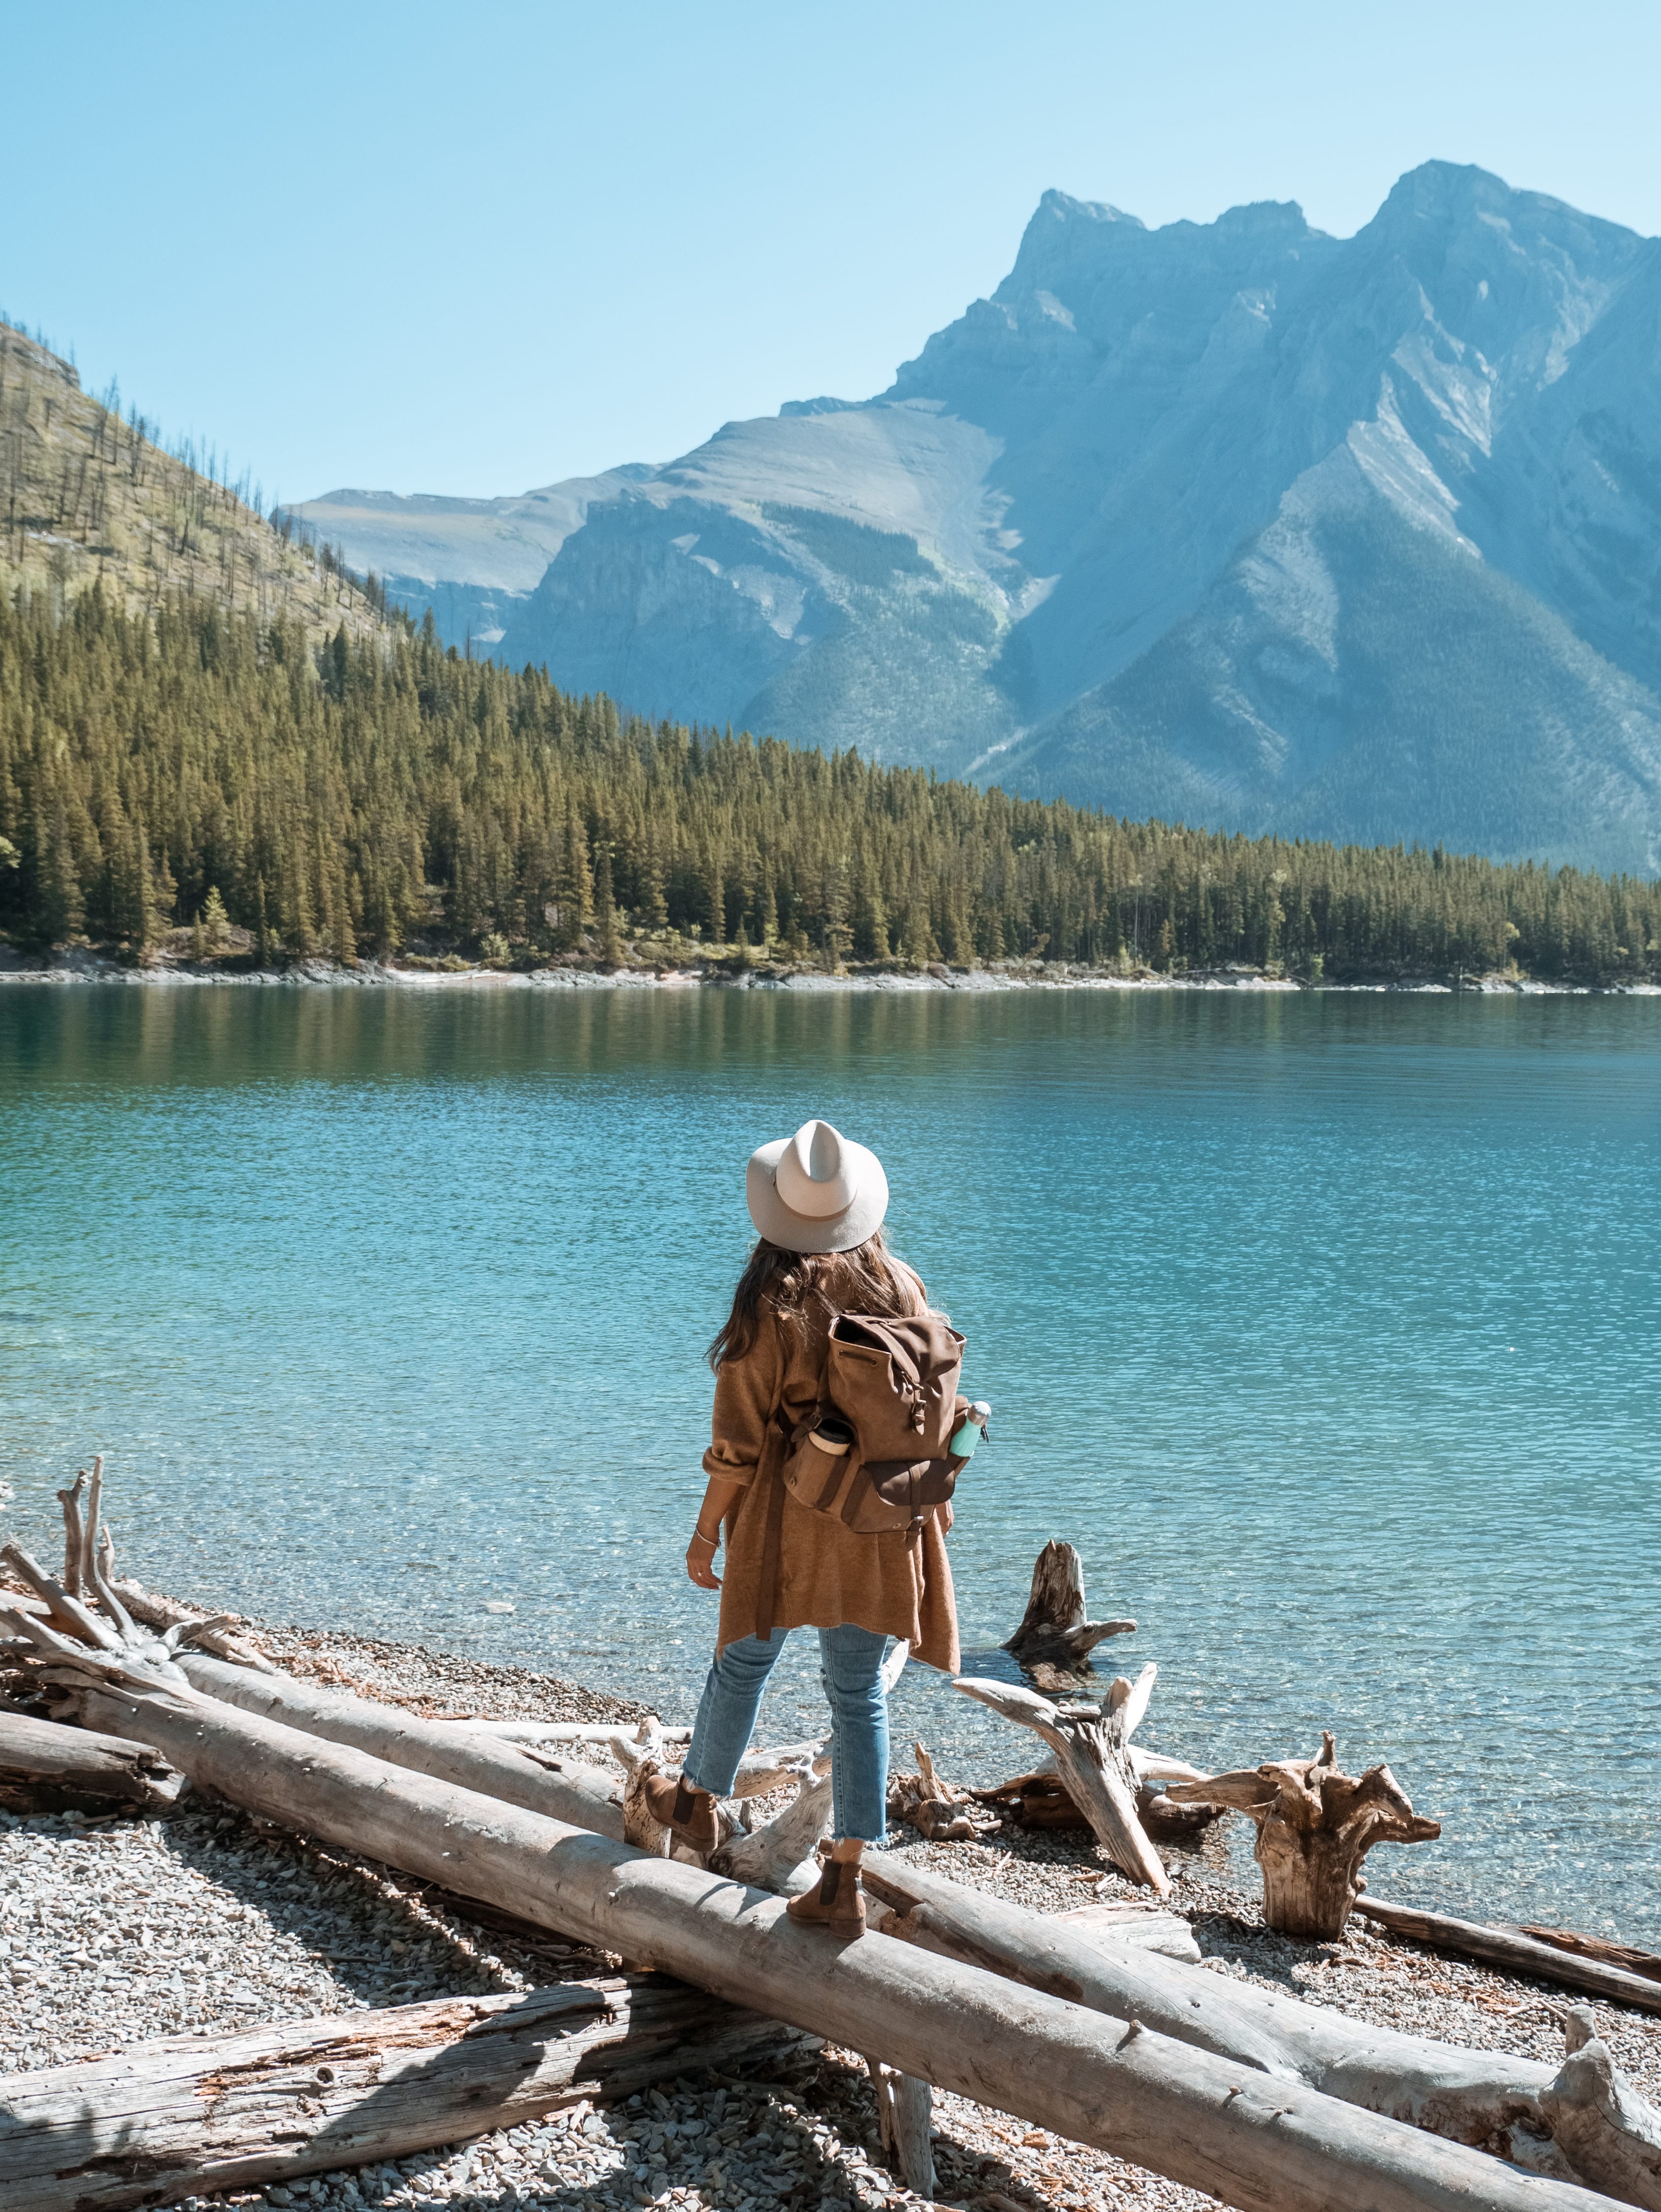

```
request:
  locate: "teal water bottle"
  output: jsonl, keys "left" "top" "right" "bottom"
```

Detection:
{"left": 949, "top": 1401, "right": 992, "bottom": 1459}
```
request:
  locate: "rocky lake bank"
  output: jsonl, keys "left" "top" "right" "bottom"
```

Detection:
{"left": 4, "top": 946, "right": 1654, "bottom": 995}
{"left": 4, "top": 1602, "right": 1658, "bottom": 2212}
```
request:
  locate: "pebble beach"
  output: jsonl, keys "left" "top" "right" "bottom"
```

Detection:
{"left": 4, "top": 1613, "right": 1658, "bottom": 2212}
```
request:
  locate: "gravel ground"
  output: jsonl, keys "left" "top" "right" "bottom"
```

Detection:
{"left": 3, "top": 1613, "right": 1659, "bottom": 2212}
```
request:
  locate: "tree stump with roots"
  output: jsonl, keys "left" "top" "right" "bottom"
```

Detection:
{"left": 1003, "top": 1542, "right": 1135, "bottom": 1674}
{"left": 1169, "top": 1732, "right": 1441, "bottom": 1938}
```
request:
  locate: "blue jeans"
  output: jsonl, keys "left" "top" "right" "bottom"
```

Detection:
{"left": 682, "top": 1625, "right": 890, "bottom": 1844}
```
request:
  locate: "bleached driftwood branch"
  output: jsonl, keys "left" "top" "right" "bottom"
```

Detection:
{"left": 709, "top": 1772, "right": 833, "bottom": 1894}
{"left": 955, "top": 1669, "right": 1171, "bottom": 1893}
{"left": 1356, "top": 1898, "right": 1661, "bottom": 2017}
{"left": 434, "top": 1717, "right": 692, "bottom": 1746}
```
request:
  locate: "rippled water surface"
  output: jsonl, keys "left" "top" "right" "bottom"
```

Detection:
{"left": 2, "top": 984, "right": 1656, "bottom": 1937}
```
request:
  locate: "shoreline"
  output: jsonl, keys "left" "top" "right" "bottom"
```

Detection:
{"left": 3, "top": 950, "right": 1657, "bottom": 996}
{"left": 3, "top": 1606, "right": 1659, "bottom": 2212}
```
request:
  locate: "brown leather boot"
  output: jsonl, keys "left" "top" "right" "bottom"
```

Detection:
{"left": 642, "top": 1772, "right": 720, "bottom": 1853}
{"left": 784, "top": 1853, "right": 867, "bottom": 1936}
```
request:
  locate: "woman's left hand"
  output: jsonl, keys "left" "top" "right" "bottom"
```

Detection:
{"left": 686, "top": 1528, "right": 722, "bottom": 1589}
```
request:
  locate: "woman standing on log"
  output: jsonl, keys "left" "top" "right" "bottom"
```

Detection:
{"left": 646, "top": 1119, "right": 962, "bottom": 1937}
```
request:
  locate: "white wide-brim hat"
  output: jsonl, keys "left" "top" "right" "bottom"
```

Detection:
{"left": 746, "top": 1118, "right": 889, "bottom": 1254}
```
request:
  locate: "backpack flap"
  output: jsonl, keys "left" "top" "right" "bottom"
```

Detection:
{"left": 826, "top": 1312, "right": 966, "bottom": 1460}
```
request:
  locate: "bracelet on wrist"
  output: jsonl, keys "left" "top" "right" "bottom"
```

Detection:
{"left": 691, "top": 1526, "right": 720, "bottom": 1546}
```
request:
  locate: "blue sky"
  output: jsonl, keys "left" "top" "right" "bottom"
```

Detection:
{"left": 9, "top": 1, "right": 1660, "bottom": 504}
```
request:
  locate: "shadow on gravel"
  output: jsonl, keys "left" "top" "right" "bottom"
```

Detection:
{"left": 132, "top": 1799, "right": 600, "bottom": 2011}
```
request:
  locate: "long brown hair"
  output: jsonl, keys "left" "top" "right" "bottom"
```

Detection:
{"left": 707, "top": 1226, "right": 923, "bottom": 1370}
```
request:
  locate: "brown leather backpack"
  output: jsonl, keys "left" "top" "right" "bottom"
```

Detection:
{"left": 779, "top": 1310, "right": 969, "bottom": 1535}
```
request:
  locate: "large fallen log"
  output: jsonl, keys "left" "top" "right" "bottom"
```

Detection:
{"left": 859, "top": 1850, "right": 1661, "bottom": 2210}
{"left": 0, "top": 1975, "right": 803, "bottom": 2212}
{"left": 10, "top": 1513, "right": 1654, "bottom": 2212}
{"left": 0, "top": 1706, "right": 183, "bottom": 1813}
{"left": 1357, "top": 1899, "right": 1661, "bottom": 2019}
{"left": 50, "top": 1675, "right": 1621, "bottom": 2212}
{"left": 174, "top": 1648, "right": 632, "bottom": 1833}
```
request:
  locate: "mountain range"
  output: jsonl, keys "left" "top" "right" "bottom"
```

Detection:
{"left": 294, "top": 163, "right": 1661, "bottom": 874}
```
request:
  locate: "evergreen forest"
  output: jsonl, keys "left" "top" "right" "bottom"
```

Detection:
{"left": 2, "top": 586, "right": 1657, "bottom": 985}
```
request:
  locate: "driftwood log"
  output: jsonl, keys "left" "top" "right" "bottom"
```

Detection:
{"left": 0, "top": 1976, "right": 803, "bottom": 2212}
{"left": 969, "top": 1767, "right": 1224, "bottom": 1843}
{"left": 1139, "top": 1781, "right": 1227, "bottom": 1840}
{"left": 0, "top": 1706, "right": 184, "bottom": 1813}
{"left": 860, "top": 1849, "right": 1661, "bottom": 2208}
{"left": 1003, "top": 1541, "right": 1136, "bottom": 1672}
{"left": 10, "top": 1494, "right": 1655, "bottom": 2207}
{"left": 178, "top": 1648, "right": 634, "bottom": 1831}
{"left": 80, "top": 1614, "right": 1661, "bottom": 2200}
{"left": 1052, "top": 1899, "right": 1203, "bottom": 1965}
{"left": 1356, "top": 1899, "right": 1661, "bottom": 2019}
{"left": 971, "top": 1766, "right": 1087, "bottom": 1829}
{"left": 955, "top": 1670, "right": 1171, "bottom": 1892}
{"left": 31, "top": 1677, "right": 1622, "bottom": 2212}
{"left": 1522, "top": 1928, "right": 1661, "bottom": 1985}
{"left": 1168, "top": 1732, "right": 1440, "bottom": 1937}
{"left": 1547, "top": 2009, "right": 1661, "bottom": 2207}
{"left": 436, "top": 1718, "right": 694, "bottom": 1746}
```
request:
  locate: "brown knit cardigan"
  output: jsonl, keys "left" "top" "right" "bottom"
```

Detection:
{"left": 702, "top": 1268, "right": 960, "bottom": 1673}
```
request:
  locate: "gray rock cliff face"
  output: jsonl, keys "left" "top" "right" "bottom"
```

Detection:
{"left": 293, "top": 163, "right": 1661, "bottom": 868}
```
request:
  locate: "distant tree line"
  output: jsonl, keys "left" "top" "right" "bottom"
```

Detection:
{"left": 1, "top": 586, "right": 1656, "bottom": 984}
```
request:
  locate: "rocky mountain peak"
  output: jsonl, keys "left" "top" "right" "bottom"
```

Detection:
{"left": 290, "top": 165, "right": 1661, "bottom": 871}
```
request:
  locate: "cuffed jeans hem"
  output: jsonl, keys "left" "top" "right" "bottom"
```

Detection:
{"left": 683, "top": 1622, "right": 891, "bottom": 1844}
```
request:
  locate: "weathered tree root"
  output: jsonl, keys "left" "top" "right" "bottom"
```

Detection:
{"left": 888, "top": 1741, "right": 1000, "bottom": 1841}
{"left": 1169, "top": 1730, "right": 1440, "bottom": 1938}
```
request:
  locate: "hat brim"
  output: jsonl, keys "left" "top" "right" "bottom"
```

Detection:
{"left": 746, "top": 1137, "right": 889, "bottom": 1254}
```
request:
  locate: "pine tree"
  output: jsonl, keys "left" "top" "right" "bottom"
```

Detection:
{"left": 594, "top": 842, "right": 624, "bottom": 966}
{"left": 558, "top": 800, "right": 594, "bottom": 949}
{"left": 900, "top": 892, "right": 939, "bottom": 968}
{"left": 39, "top": 807, "right": 85, "bottom": 944}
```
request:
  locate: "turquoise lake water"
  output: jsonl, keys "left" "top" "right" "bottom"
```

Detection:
{"left": 1, "top": 983, "right": 1656, "bottom": 1939}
